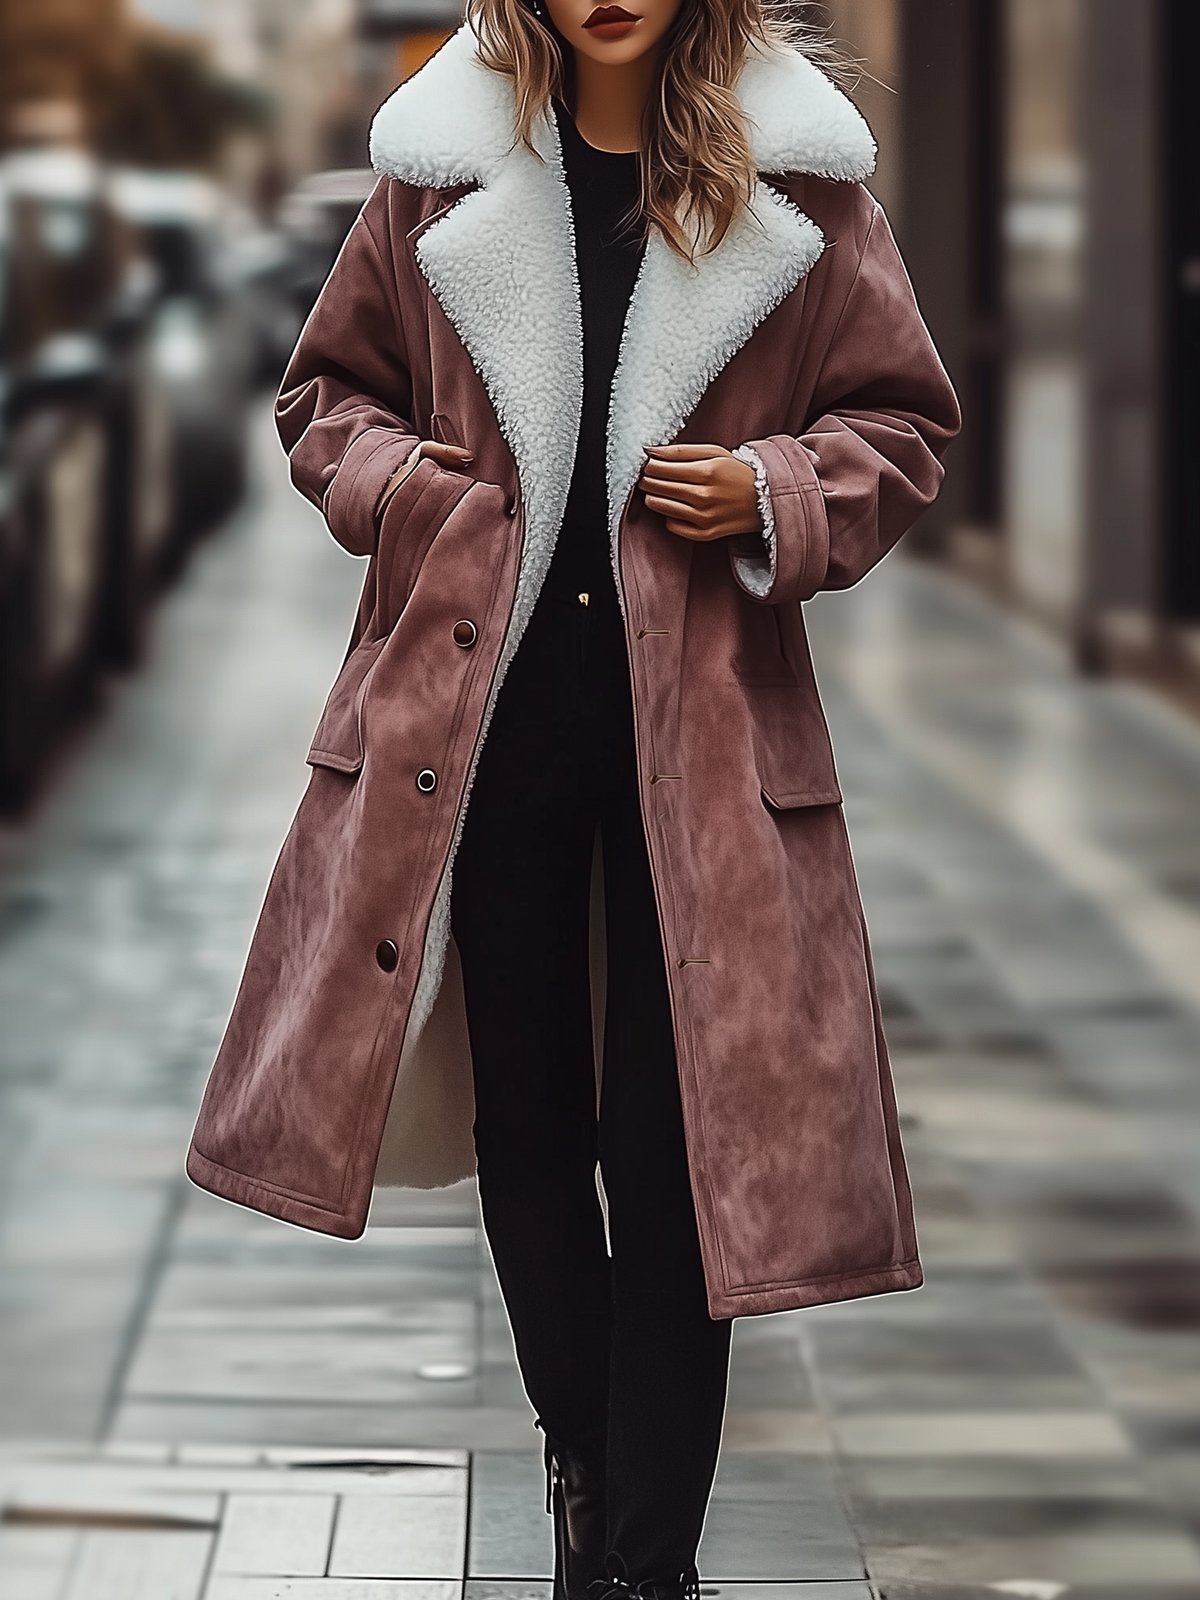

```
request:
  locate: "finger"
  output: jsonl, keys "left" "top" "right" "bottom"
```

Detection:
{"left": 644, "top": 442, "right": 729, "bottom": 462}
{"left": 642, "top": 492, "right": 710, "bottom": 526}
{"left": 664, "top": 518, "right": 723, "bottom": 541}
{"left": 638, "top": 457, "right": 718, "bottom": 485}
{"left": 422, "top": 441, "right": 475, "bottom": 466}
{"left": 638, "top": 473, "right": 714, "bottom": 509}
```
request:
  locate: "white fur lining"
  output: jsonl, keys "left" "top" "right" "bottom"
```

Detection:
{"left": 606, "top": 191, "right": 821, "bottom": 598}
{"left": 731, "top": 443, "right": 777, "bottom": 598}
{"left": 400, "top": 113, "right": 584, "bottom": 1051}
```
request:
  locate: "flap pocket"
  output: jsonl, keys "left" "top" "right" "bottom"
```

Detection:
{"left": 746, "top": 684, "right": 844, "bottom": 809}
{"left": 759, "top": 775, "right": 843, "bottom": 809}
{"left": 305, "top": 635, "right": 386, "bottom": 774}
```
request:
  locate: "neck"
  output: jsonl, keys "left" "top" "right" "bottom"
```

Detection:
{"left": 569, "top": 48, "right": 659, "bottom": 153}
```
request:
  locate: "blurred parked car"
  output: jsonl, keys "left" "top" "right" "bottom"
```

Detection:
{"left": 0, "top": 148, "right": 278, "bottom": 811}
{"left": 0, "top": 147, "right": 131, "bottom": 809}
{"left": 108, "top": 168, "right": 271, "bottom": 562}
{"left": 279, "top": 167, "right": 376, "bottom": 317}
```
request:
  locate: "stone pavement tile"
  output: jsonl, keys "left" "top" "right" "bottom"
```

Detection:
{"left": 464, "top": 1583, "right": 553, "bottom": 1600}
{"left": 807, "top": 1318, "right": 1099, "bottom": 1414}
{"left": 691, "top": 1588, "right": 874, "bottom": 1600}
{"left": 903, "top": 1183, "right": 1017, "bottom": 1270}
{"left": 174, "top": 1190, "right": 478, "bottom": 1256}
{"left": 124, "top": 1318, "right": 478, "bottom": 1407}
{"left": 0, "top": 1178, "right": 170, "bottom": 1269}
{"left": 965, "top": 1165, "right": 1200, "bottom": 1268}
{"left": 212, "top": 1492, "right": 337, "bottom": 1576}
{"left": 1123, "top": 1411, "right": 1200, "bottom": 1527}
{"left": 0, "top": 1525, "right": 80, "bottom": 1600}
{"left": 206, "top": 1582, "right": 458, "bottom": 1599}
{"left": 697, "top": 1495, "right": 865, "bottom": 1583}
{"left": 328, "top": 1493, "right": 467, "bottom": 1580}
{"left": 718, "top": 1410, "right": 837, "bottom": 1456}
{"left": 467, "top": 1450, "right": 551, "bottom": 1580}
{"left": 709, "top": 1453, "right": 840, "bottom": 1503}
{"left": 111, "top": 1403, "right": 538, "bottom": 1452}
{"left": 0, "top": 1262, "right": 148, "bottom": 1440}
{"left": 1032, "top": 1254, "right": 1200, "bottom": 1335}
{"left": 726, "top": 1319, "right": 814, "bottom": 1410}
{"left": 899, "top": 1081, "right": 1144, "bottom": 1167}
{"left": 1043, "top": 1009, "right": 1200, "bottom": 1103}
{"left": 1077, "top": 1328, "right": 1200, "bottom": 1414}
{"left": 369, "top": 1182, "right": 481, "bottom": 1229}
{"left": 144, "top": 1262, "right": 481, "bottom": 1330}
{"left": 479, "top": 1359, "right": 531, "bottom": 1410}
{"left": 842, "top": 1455, "right": 1150, "bottom": 1504}
{"left": 255, "top": 1446, "right": 468, "bottom": 1470}
{"left": 878, "top": 1587, "right": 1200, "bottom": 1599}
{"left": 854, "top": 1493, "right": 1200, "bottom": 1589}
{"left": 60, "top": 1528, "right": 213, "bottom": 1600}
{"left": 5, "top": 1452, "right": 467, "bottom": 1504}
{"left": 797, "top": 1264, "right": 1049, "bottom": 1329}
{"left": 829, "top": 1412, "right": 1133, "bottom": 1460}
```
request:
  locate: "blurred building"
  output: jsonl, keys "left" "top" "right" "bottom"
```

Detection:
{"left": 823, "top": 0, "right": 1200, "bottom": 696}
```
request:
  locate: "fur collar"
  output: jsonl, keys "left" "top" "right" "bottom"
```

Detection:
{"left": 369, "top": 20, "right": 876, "bottom": 186}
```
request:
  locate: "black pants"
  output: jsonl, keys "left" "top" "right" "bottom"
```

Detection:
{"left": 450, "top": 576, "right": 733, "bottom": 1578}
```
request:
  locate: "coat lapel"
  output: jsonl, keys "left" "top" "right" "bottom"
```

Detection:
{"left": 368, "top": 21, "right": 875, "bottom": 614}
{"left": 604, "top": 186, "right": 822, "bottom": 595}
{"left": 410, "top": 124, "right": 582, "bottom": 646}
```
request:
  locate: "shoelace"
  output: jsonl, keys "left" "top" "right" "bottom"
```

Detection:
{"left": 586, "top": 1564, "right": 701, "bottom": 1600}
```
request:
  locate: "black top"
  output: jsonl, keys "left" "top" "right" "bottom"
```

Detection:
{"left": 541, "top": 98, "right": 645, "bottom": 604}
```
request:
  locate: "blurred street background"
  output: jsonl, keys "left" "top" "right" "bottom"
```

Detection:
{"left": 2, "top": 1, "right": 1200, "bottom": 1596}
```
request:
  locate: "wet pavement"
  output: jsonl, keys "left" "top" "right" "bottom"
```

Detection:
{"left": 3, "top": 402, "right": 1200, "bottom": 1597}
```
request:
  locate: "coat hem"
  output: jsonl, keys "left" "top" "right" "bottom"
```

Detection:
{"left": 706, "top": 1255, "right": 923, "bottom": 1319}
{"left": 185, "top": 1144, "right": 366, "bottom": 1239}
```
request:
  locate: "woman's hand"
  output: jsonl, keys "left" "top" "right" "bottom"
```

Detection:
{"left": 637, "top": 443, "right": 761, "bottom": 541}
{"left": 379, "top": 440, "right": 475, "bottom": 515}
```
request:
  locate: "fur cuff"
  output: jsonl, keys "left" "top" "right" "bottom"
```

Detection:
{"left": 731, "top": 443, "right": 777, "bottom": 598}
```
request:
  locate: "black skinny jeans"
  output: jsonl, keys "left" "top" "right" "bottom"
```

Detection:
{"left": 449, "top": 575, "right": 733, "bottom": 1578}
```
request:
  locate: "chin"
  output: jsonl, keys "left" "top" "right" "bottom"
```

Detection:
{"left": 575, "top": 36, "right": 655, "bottom": 64}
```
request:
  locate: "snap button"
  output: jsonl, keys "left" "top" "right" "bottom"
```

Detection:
{"left": 375, "top": 938, "right": 399, "bottom": 972}
{"left": 452, "top": 618, "right": 477, "bottom": 648}
{"left": 416, "top": 768, "right": 437, "bottom": 793}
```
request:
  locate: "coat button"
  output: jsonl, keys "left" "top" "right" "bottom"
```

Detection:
{"left": 375, "top": 938, "right": 399, "bottom": 972}
{"left": 452, "top": 618, "right": 477, "bottom": 648}
{"left": 416, "top": 767, "right": 437, "bottom": 793}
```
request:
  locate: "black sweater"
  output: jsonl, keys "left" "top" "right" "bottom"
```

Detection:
{"left": 540, "top": 98, "right": 646, "bottom": 605}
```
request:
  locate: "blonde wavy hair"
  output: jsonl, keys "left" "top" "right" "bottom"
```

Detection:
{"left": 465, "top": 0, "right": 853, "bottom": 262}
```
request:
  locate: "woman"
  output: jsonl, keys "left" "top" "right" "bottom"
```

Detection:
{"left": 186, "top": 2, "right": 961, "bottom": 1596}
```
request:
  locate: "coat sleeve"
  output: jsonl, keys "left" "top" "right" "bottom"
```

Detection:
{"left": 274, "top": 176, "right": 424, "bottom": 558}
{"left": 728, "top": 196, "right": 962, "bottom": 604}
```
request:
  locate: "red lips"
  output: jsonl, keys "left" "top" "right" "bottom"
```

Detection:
{"left": 583, "top": 4, "right": 639, "bottom": 26}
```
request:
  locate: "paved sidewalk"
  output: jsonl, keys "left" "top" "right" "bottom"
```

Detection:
{"left": 4, "top": 402, "right": 1200, "bottom": 1597}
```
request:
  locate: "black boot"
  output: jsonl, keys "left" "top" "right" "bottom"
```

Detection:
{"left": 585, "top": 1553, "right": 702, "bottom": 1600}
{"left": 535, "top": 1416, "right": 608, "bottom": 1600}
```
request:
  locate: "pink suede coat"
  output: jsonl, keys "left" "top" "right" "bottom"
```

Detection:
{"left": 185, "top": 23, "right": 961, "bottom": 1318}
